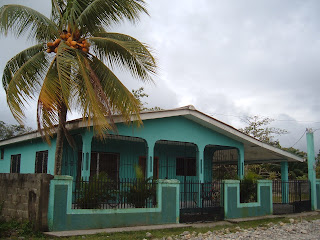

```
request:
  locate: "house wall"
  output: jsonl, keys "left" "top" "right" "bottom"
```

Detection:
{"left": 115, "top": 116, "right": 244, "bottom": 181}
{"left": 155, "top": 143, "right": 197, "bottom": 182}
{"left": 0, "top": 116, "right": 244, "bottom": 180}
{"left": 0, "top": 138, "right": 56, "bottom": 174}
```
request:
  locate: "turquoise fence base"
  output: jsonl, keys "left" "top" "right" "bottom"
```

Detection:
{"left": 223, "top": 180, "right": 273, "bottom": 219}
{"left": 316, "top": 179, "right": 320, "bottom": 210}
{"left": 48, "top": 176, "right": 180, "bottom": 231}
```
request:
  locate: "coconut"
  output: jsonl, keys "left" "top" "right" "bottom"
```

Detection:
{"left": 67, "top": 37, "right": 73, "bottom": 43}
{"left": 54, "top": 39, "right": 61, "bottom": 45}
{"left": 46, "top": 48, "right": 51, "bottom": 53}
{"left": 82, "top": 48, "right": 88, "bottom": 52}
{"left": 54, "top": 48, "right": 58, "bottom": 53}
{"left": 71, "top": 41, "right": 77, "bottom": 46}
{"left": 47, "top": 42, "right": 53, "bottom": 47}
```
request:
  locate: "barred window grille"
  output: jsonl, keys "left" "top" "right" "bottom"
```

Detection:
{"left": 35, "top": 150, "right": 48, "bottom": 173}
{"left": 10, "top": 154, "right": 21, "bottom": 173}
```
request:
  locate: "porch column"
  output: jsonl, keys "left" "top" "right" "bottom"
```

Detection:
{"left": 281, "top": 161, "right": 289, "bottom": 204}
{"left": 306, "top": 128, "right": 317, "bottom": 210}
{"left": 197, "top": 145, "right": 205, "bottom": 183}
{"left": 81, "top": 130, "right": 94, "bottom": 181}
{"left": 146, "top": 139, "right": 156, "bottom": 179}
{"left": 237, "top": 148, "right": 244, "bottom": 180}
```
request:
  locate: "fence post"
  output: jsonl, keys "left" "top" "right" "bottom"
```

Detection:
{"left": 306, "top": 129, "right": 317, "bottom": 210}
{"left": 281, "top": 162, "right": 289, "bottom": 204}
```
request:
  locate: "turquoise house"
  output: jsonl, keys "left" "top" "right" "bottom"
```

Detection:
{"left": 0, "top": 105, "right": 303, "bottom": 183}
{"left": 0, "top": 105, "right": 308, "bottom": 230}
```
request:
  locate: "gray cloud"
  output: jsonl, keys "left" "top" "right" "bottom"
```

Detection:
{"left": 0, "top": 0, "right": 319, "bottom": 152}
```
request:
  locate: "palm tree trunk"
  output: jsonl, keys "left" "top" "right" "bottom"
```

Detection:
{"left": 54, "top": 103, "right": 67, "bottom": 175}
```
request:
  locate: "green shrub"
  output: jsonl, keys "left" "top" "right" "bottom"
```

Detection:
{"left": 125, "top": 165, "right": 156, "bottom": 208}
{"left": 240, "top": 171, "right": 261, "bottom": 203}
{"left": 76, "top": 172, "right": 118, "bottom": 209}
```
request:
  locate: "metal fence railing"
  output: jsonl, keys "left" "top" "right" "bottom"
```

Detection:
{"left": 272, "top": 180, "right": 310, "bottom": 204}
{"left": 72, "top": 178, "right": 157, "bottom": 209}
{"left": 179, "top": 180, "right": 224, "bottom": 209}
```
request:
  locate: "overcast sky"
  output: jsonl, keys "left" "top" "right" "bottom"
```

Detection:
{"left": 0, "top": 0, "right": 319, "bottom": 153}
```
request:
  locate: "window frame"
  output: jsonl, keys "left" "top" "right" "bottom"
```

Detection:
{"left": 90, "top": 151, "right": 120, "bottom": 181}
{"left": 10, "top": 154, "right": 21, "bottom": 173}
{"left": 35, "top": 150, "right": 48, "bottom": 173}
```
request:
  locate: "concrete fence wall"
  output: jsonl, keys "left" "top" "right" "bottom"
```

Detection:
{"left": 0, "top": 173, "right": 54, "bottom": 231}
{"left": 48, "top": 176, "right": 180, "bottom": 231}
{"left": 316, "top": 179, "right": 320, "bottom": 210}
{"left": 223, "top": 180, "right": 273, "bottom": 219}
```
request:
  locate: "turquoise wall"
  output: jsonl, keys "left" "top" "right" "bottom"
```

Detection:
{"left": 154, "top": 142, "right": 197, "bottom": 182}
{"left": 223, "top": 180, "right": 273, "bottom": 219}
{"left": 48, "top": 176, "right": 180, "bottom": 231}
{"left": 0, "top": 138, "right": 56, "bottom": 174}
{"left": 0, "top": 116, "right": 244, "bottom": 180}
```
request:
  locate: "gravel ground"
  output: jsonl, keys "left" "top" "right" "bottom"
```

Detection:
{"left": 144, "top": 218, "right": 320, "bottom": 240}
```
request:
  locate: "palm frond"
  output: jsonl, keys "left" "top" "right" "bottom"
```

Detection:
{"left": 63, "top": 0, "right": 88, "bottom": 30}
{"left": 5, "top": 47, "right": 50, "bottom": 123}
{"left": 51, "top": 0, "right": 66, "bottom": 26}
{"left": 89, "top": 33, "right": 156, "bottom": 82}
{"left": 73, "top": 51, "right": 115, "bottom": 137}
{"left": 55, "top": 42, "right": 79, "bottom": 110}
{"left": 37, "top": 59, "right": 61, "bottom": 142}
{"left": 2, "top": 44, "right": 45, "bottom": 90}
{"left": 0, "top": 4, "right": 59, "bottom": 42}
{"left": 77, "top": 0, "right": 148, "bottom": 35}
{"left": 88, "top": 55, "right": 141, "bottom": 124}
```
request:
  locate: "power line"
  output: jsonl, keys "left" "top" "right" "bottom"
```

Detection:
{"left": 290, "top": 130, "right": 307, "bottom": 148}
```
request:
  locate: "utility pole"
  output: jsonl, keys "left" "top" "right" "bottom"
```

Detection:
{"left": 306, "top": 128, "right": 317, "bottom": 210}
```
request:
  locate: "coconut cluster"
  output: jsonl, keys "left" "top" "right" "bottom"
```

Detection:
{"left": 46, "top": 30, "right": 90, "bottom": 53}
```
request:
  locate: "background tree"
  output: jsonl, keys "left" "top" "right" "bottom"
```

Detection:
{"left": 0, "top": 121, "right": 33, "bottom": 140}
{"left": 0, "top": 1, "right": 156, "bottom": 175}
{"left": 239, "top": 116, "right": 287, "bottom": 147}
{"left": 132, "top": 87, "right": 163, "bottom": 112}
{"left": 238, "top": 115, "right": 309, "bottom": 180}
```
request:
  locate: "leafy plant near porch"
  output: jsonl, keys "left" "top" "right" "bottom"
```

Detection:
{"left": 75, "top": 172, "right": 118, "bottom": 209}
{"left": 125, "top": 165, "right": 156, "bottom": 208}
{"left": 240, "top": 171, "right": 261, "bottom": 203}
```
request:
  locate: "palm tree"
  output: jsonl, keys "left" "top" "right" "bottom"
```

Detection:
{"left": 0, "top": 0, "right": 156, "bottom": 175}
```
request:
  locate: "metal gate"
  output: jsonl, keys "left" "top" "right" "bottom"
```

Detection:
{"left": 179, "top": 181, "right": 224, "bottom": 223}
{"left": 272, "top": 180, "right": 311, "bottom": 214}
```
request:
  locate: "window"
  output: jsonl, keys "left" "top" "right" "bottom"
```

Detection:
{"left": 90, "top": 152, "right": 119, "bottom": 181}
{"left": 1, "top": 149, "right": 4, "bottom": 160}
{"left": 10, "top": 154, "right": 21, "bottom": 173}
{"left": 35, "top": 151, "right": 48, "bottom": 173}
{"left": 176, "top": 157, "right": 196, "bottom": 176}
